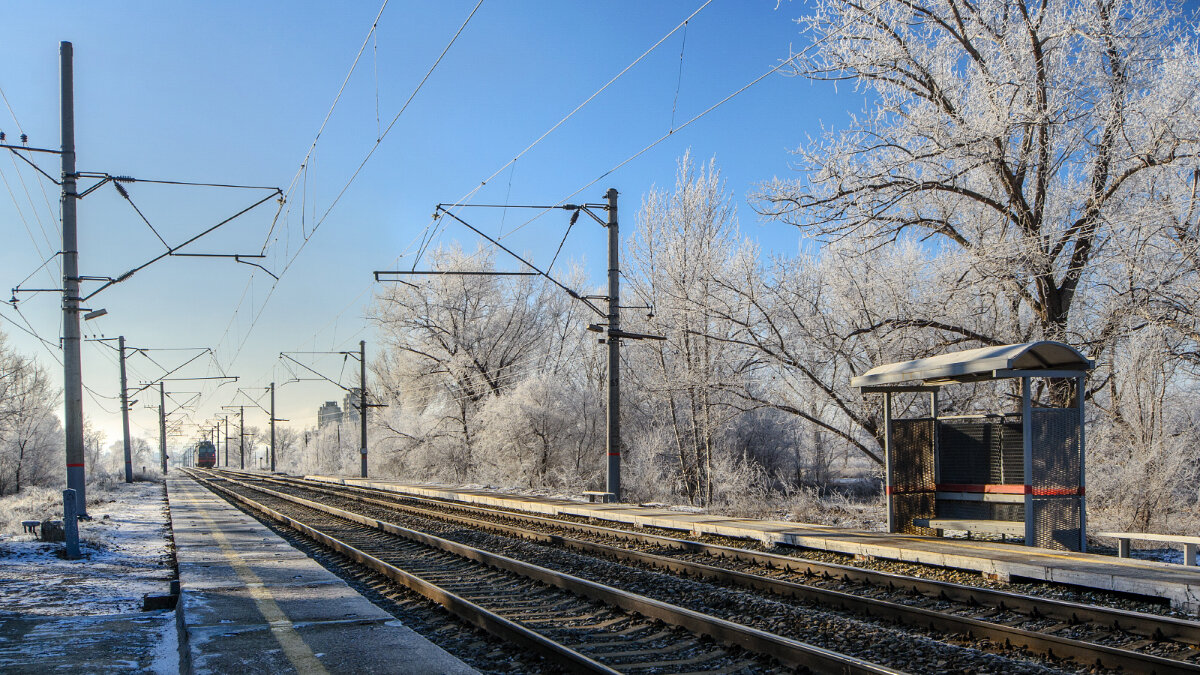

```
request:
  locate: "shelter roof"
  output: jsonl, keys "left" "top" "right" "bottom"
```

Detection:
{"left": 851, "top": 341, "right": 1093, "bottom": 390}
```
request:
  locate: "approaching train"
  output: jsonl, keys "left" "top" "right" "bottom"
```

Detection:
{"left": 195, "top": 440, "right": 216, "bottom": 468}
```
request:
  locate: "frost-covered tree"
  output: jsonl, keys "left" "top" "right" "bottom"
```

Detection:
{"left": 0, "top": 333, "right": 61, "bottom": 495}
{"left": 757, "top": 0, "right": 1200, "bottom": 403}
{"left": 84, "top": 421, "right": 108, "bottom": 482}
{"left": 371, "top": 245, "right": 590, "bottom": 483}
{"left": 748, "top": 0, "right": 1200, "bottom": 526}
{"left": 626, "top": 152, "right": 760, "bottom": 504}
{"left": 475, "top": 374, "right": 603, "bottom": 489}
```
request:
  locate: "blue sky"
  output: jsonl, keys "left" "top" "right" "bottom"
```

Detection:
{"left": 0, "top": 1, "right": 856, "bottom": 453}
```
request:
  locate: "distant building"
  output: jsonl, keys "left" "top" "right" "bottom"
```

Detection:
{"left": 343, "top": 388, "right": 362, "bottom": 426}
{"left": 317, "top": 401, "right": 342, "bottom": 428}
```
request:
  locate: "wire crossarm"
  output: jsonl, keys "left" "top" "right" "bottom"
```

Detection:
{"left": 395, "top": 204, "right": 609, "bottom": 318}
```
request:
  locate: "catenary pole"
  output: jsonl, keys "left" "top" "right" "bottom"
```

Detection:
{"left": 223, "top": 416, "right": 229, "bottom": 467}
{"left": 360, "top": 340, "right": 368, "bottom": 478}
{"left": 158, "top": 382, "right": 167, "bottom": 474}
{"left": 605, "top": 188, "right": 620, "bottom": 502}
{"left": 60, "top": 41, "right": 87, "bottom": 516}
{"left": 269, "top": 382, "right": 276, "bottom": 472}
{"left": 239, "top": 405, "right": 245, "bottom": 470}
{"left": 119, "top": 336, "right": 133, "bottom": 482}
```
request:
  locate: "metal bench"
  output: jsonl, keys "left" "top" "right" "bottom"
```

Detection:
{"left": 21, "top": 520, "right": 39, "bottom": 535}
{"left": 582, "top": 491, "right": 615, "bottom": 504}
{"left": 1094, "top": 531, "right": 1200, "bottom": 566}
{"left": 914, "top": 518, "right": 1025, "bottom": 538}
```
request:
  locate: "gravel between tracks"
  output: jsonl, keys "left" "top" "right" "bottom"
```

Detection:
{"left": 247, "top": 479, "right": 1099, "bottom": 674}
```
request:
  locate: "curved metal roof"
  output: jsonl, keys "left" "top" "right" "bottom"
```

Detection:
{"left": 850, "top": 341, "right": 1094, "bottom": 389}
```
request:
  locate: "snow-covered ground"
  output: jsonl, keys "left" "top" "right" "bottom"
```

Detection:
{"left": 0, "top": 481, "right": 178, "bottom": 673}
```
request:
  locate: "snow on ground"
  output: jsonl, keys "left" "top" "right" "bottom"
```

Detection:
{"left": 0, "top": 480, "right": 175, "bottom": 616}
{"left": 0, "top": 480, "right": 178, "bottom": 673}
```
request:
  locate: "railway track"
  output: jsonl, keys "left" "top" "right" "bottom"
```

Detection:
{"left": 204, "top": 469, "right": 1200, "bottom": 674}
{"left": 187, "top": 469, "right": 898, "bottom": 674}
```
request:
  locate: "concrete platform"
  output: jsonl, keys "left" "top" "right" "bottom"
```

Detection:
{"left": 0, "top": 610, "right": 176, "bottom": 674}
{"left": 309, "top": 475, "right": 1200, "bottom": 615}
{"left": 169, "top": 476, "right": 477, "bottom": 674}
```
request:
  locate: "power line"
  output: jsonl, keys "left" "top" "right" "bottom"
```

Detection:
{"left": 493, "top": 0, "right": 886, "bottom": 244}
{"left": 219, "top": 0, "right": 486, "bottom": 372}
{"left": 263, "top": 0, "right": 392, "bottom": 252}
{"left": 295, "top": 0, "right": 486, "bottom": 254}
{"left": 440, "top": 0, "right": 713, "bottom": 213}
{"left": 242, "top": 1, "right": 711, "bottom": 391}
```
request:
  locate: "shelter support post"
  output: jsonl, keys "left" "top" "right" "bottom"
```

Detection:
{"left": 884, "top": 392, "right": 894, "bottom": 533}
{"left": 1077, "top": 375, "right": 1087, "bottom": 552}
{"left": 1022, "top": 376, "right": 1034, "bottom": 545}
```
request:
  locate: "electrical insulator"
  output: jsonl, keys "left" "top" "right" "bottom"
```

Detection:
{"left": 20, "top": 133, "right": 27, "bottom": 144}
{"left": 0, "top": 131, "right": 5, "bottom": 141}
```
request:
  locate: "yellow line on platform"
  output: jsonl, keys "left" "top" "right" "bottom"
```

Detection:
{"left": 186, "top": 486, "right": 330, "bottom": 675}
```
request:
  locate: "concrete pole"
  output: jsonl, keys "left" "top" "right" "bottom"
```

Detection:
{"left": 269, "top": 382, "right": 276, "bottom": 473}
{"left": 60, "top": 41, "right": 87, "bottom": 516}
{"left": 223, "top": 417, "right": 229, "bottom": 467}
{"left": 158, "top": 382, "right": 167, "bottom": 474}
{"left": 119, "top": 336, "right": 133, "bottom": 483}
{"left": 605, "top": 188, "right": 620, "bottom": 503}
{"left": 63, "top": 489, "right": 80, "bottom": 559}
{"left": 360, "top": 340, "right": 368, "bottom": 479}
{"left": 239, "top": 405, "right": 245, "bottom": 470}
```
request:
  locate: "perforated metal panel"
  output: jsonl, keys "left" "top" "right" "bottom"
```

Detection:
{"left": 1031, "top": 409, "right": 1081, "bottom": 493}
{"left": 990, "top": 502, "right": 1024, "bottom": 521}
{"left": 891, "top": 419, "right": 935, "bottom": 490}
{"left": 895, "top": 493, "right": 937, "bottom": 535}
{"left": 1031, "top": 497, "right": 1081, "bottom": 550}
{"left": 999, "top": 415, "right": 1024, "bottom": 484}
{"left": 938, "top": 418, "right": 993, "bottom": 484}
{"left": 938, "top": 500, "right": 988, "bottom": 519}
{"left": 936, "top": 501, "right": 1025, "bottom": 522}
{"left": 890, "top": 418, "right": 935, "bottom": 535}
{"left": 1028, "top": 408, "right": 1083, "bottom": 551}
{"left": 937, "top": 416, "right": 1026, "bottom": 486}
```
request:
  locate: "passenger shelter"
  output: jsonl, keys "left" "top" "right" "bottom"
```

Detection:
{"left": 851, "top": 342, "right": 1093, "bottom": 551}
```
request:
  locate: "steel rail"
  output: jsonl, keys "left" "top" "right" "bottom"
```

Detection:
{"left": 232, "top": 472, "right": 1200, "bottom": 675}
{"left": 271, "top": 472, "right": 1200, "bottom": 645}
{"left": 197, "top": 470, "right": 901, "bottom": 675}
{"left": 187, "top": 470, "right": 619, "bottom": 675}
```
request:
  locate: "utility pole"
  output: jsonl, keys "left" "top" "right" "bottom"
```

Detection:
{"left": 279, "top": 347, "right": 380, "bottom": 477}
{"left": 239, "top": 405, "right": 245, "bottom": 470}
{"left": 158, "top": 382, "right": 167, "bottom": 474}
{"left": 605, "top": 188, "right": 621, "bottom": 502}
{"left": 269, "top": 382, "right": 276, "bottom": 472}
{"left": 223, "top": 416, "right": 229, "bottom": 467}
{"left": 360, "top": 340, "right": 368, "bottom": 479}
{"left": 374, "top": 190, "right": 653, "bottom": 502}
{"left": 60, "top": 41, "right": 87, "bottom": 516}
{"left": 118, "top": 336, "right": 133, "bottom": 483}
